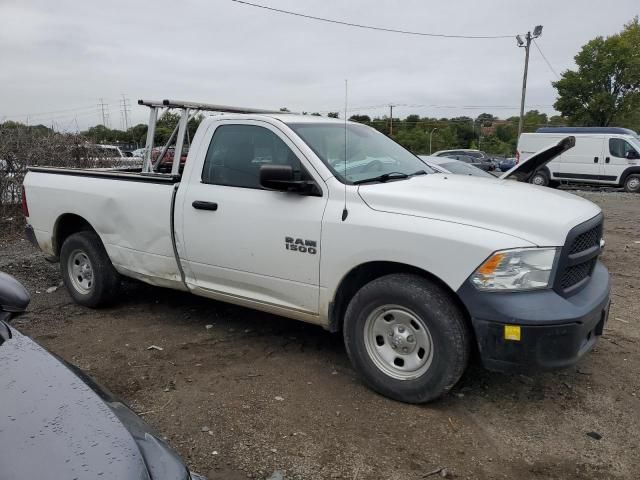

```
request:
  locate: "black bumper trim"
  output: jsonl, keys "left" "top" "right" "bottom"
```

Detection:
{"left": 457, "top": 261, "right": 610, "bottom": 372}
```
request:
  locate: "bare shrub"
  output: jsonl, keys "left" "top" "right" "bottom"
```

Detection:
{"left": 0, "top": 124, "right": 132, "bottom": 234}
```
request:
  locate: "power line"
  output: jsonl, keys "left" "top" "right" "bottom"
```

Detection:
{"left": 230, "top": 0, "right": 514, "bottom": 39}
{"left": 533, "top": 39, "right": 560, "bottom": 79}
{"left": 4, "top": 105, "right": 98, "bottom": 120}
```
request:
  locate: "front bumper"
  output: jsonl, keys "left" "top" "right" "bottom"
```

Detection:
{"left": 457, "top": 261, "right": 611, "bottom": 372}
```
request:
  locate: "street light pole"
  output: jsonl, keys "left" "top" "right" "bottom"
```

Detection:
{"left": 516, "top": 25, "right": 543, "bottom": 139}
{"left": 429, "top": 127, "right": 438, "bottom": 154}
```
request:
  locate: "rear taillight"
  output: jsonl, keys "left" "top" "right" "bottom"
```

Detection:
{"left": 21, "top": 185, "right": 29, "bottom": 217}
{"left": 515, "top": 150, "right": 520, "bottom": 164}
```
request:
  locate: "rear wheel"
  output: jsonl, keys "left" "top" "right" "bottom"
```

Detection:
{"left": 623, "top": 174, "right": 640, "bottom": 193}
{"left": 60, "top": 231, "right": 120, "bottom": 307}
{"left": 530, "top": 170, "right": 550, "bottom": 187}
{"left": 343, "top": 274, "right": 470, "bottom": 403}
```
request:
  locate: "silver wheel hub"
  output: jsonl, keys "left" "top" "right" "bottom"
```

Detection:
{"left": 532, "top": 175, "right": 544, "bottom": 185}
{"left": 628, "top": 177, "right": 639, "bottom": 189}
{"left": 364, "top": 305, "right": 434, "bottom": 381}
{"left": 68, "top": 250, "right": 94, "bottom": 294}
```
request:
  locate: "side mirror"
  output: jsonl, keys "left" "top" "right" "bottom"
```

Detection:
{"left": 260, "top": 165, "right": 321, "bottom": 196}
{"left": 626, "top": 150, "right": 640, "bottom": 160}
{"left": 0, "top": 272, "right": 30, "bottom": 315}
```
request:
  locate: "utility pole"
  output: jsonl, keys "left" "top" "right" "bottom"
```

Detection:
{"left": 516, "top": 25, "right": 543, "bottom": 138}
{"left": 389, "top": 104, "right": 394, "bottom": 136}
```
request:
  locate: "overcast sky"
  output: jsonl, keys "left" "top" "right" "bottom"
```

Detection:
{"left": 1, "top": 0, "right": 638, "bottom": 130}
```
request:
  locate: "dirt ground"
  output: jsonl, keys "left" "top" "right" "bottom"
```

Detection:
{"left": 1, "top": 190, "right": 639, "bottom": 480}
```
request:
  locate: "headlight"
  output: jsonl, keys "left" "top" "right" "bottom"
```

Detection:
{"left": 471, "top": 248, "right": 559, "bottom": 291}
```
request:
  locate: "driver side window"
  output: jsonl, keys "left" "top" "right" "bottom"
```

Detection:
{"left": 202, "top": 124, "right": 309, "bottom": 188}
{"left": 609, "top": 138, "right": 637, "bottom": 158}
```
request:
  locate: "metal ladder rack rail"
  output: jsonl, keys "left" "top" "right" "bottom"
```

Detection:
{"left": 138, "top": 99, "right": 293, "bottom": 175}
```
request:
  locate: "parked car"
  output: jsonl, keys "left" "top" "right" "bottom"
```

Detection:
{"left": 418, "top": 155, "right": 495, "bottom": 178}
{"left": 444, "top": 154, "right": 493, "bottom": 172}
{"left": 432, "top": 149, "right": 496, "bottom": 171}
{"left": 0, "top": 271, "right": 205, "bottom": 480}
{"left": 131, "top": 147, "right": 147, "bottom": 158}
{"left": 499, "top": 158, "right": 517, "bottom": 172}
{"left": 518, "top": 127, "right": 640, "bottom": 192}
{"left": 23, "top": 102, "right": 610, "bottom": 403}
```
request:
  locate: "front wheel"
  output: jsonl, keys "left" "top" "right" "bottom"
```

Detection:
{"left": 530, "top": 170, "right": 550, "bottom": 187}
{"left": 624, "top": 174, "right": 640, "bottom": 193}
{"left": 60, "top": 231, "right": 120, "bottom": 308}
{"left": 343, "top": 274, "right": 470, "bottom": 403}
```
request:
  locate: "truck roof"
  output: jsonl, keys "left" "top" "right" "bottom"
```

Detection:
{"left": 210, "top": 113, "right": 348, "bottom": 125}
{"left": 536, "top": 126, "right": 638, "bottom": 136}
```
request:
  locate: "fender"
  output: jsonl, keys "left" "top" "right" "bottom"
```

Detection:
{"left": 619, "top": 166, "right": 640, "bottom": 185}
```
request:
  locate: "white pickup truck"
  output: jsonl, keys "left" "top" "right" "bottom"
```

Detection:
{"left": 22, "top": 99, "right": 611, "bottom": 403}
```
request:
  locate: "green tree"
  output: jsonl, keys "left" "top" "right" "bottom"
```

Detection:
{"left": 553, "top": 17, "right": 640, "bottom": 128}
{"left": 349, "top": 114, "right": 371, "bottom": 123}
{"left": 327, "top": 112, "right": 339, "bottom": 118}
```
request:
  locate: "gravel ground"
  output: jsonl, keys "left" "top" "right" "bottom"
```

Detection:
{"left": 1, "top": 190, "right": 639, "bottom": 480}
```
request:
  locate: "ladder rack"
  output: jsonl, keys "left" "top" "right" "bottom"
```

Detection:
{"left": 137, "top": 98, "right": 292, "bottom": 174}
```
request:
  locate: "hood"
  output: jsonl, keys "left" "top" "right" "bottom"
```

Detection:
{"left": 357, "top": 174, "right": 601, "bottom": 246}
{"left": 501, "top": 136, "right": 575, "bottom": 181}
{"left": 0, "top": 324, "right": 192, "bottom": 480}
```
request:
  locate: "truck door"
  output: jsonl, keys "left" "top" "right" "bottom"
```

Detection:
{"left": 177, "top": 121, "right": 327, "bottom": 316}
{"left": 606, "top": 137, "right": 640, "bottom": 184}
{"left": 557, "top": 136, "right": 604, "bottom": 182}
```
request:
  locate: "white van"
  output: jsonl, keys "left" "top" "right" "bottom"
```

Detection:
{"left": 517, "top": 127, "right": 640, "bottom": 192}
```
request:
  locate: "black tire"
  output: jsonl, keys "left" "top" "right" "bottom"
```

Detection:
{"left": 529, "top": 169, "right": 550, "bottom": 187}
{"left": 343, "top": 274, "right": 470, "bottom": 403}
{"left": 60, "top": 231, "right": 120, "bottom": 308}
{"left": 623, "top": 174, "right": 640, "bottom": 193}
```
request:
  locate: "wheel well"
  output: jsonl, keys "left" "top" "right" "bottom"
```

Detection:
{"left": 53, "top": 214, "right": 96, "bottom": 256}
{"left": 328, "top": 261, "right": 472, "bottom": 336}
{"left": 620, "top": 167, "right": 640, "bottom": 185}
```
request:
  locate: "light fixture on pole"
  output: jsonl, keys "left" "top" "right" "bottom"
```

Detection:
{"left": 516, "top": 25, "right": 543, "bottom": 138}
{"left": 429, "top": 127, "right": 438, "bottom": 154}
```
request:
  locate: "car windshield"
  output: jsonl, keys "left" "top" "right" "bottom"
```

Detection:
{"left": 441, "top": 161, "right": 494, "bottom": 178}
{"left": 289, "top": 123, "right": 434, "bottom": 184}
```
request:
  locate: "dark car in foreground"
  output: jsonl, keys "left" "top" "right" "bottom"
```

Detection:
{"left": 0, "top": 271, "right": 204, "bottom": 480}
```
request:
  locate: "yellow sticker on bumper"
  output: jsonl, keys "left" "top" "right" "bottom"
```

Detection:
{"left": 504, "top": 325, "right": 521, "bottom": 341}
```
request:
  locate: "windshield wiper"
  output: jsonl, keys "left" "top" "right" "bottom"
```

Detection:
{"left": 353, "top": 170, "right": 426, "bottom": 185}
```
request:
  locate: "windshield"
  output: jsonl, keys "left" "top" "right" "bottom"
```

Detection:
{"left": 441, "top": 161, "right": 494, "bottom": 178}
{"left": 289, "top": 123, "right": 434, "bottom": 183}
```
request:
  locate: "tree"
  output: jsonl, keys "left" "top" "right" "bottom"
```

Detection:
{"left": 327, "top": 112, "right": 339, "bottom": 118}
{"left": 553, "top": 17, "right": 640, "bottom": 128}
{"left": 349, "top": 114, "right": 371, "bottom": 123}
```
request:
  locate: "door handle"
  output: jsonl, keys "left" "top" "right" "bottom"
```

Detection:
{"left": 593, "top": 157, "right": 599, "bottom": 163}
{"left": 192, "top": 200, "right": 218, "bottom": 211}
{"left": 605, "top": 157, "right": 610, "bottom": 163}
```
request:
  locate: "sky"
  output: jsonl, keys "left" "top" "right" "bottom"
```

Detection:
{"left": 1, "top": 0, "right": 638, "bottom": 130}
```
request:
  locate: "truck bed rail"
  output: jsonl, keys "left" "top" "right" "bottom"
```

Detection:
{"left": 27, "top": 166, "right": 180, "bottom": 184}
